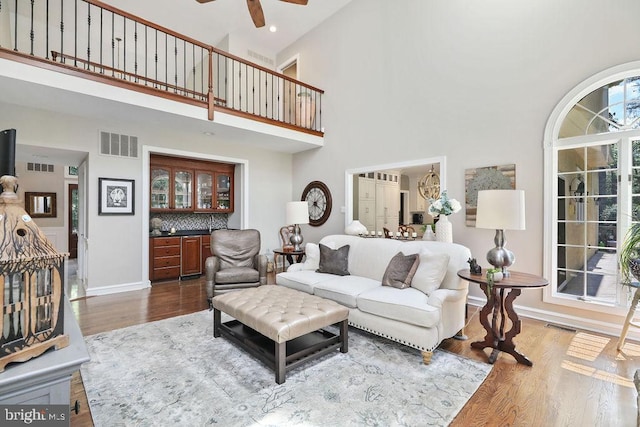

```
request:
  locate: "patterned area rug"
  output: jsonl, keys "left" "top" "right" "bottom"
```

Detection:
{"left": 81, "top": 310, "right": 491, "bottom": 426}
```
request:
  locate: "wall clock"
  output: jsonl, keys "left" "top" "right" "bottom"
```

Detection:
{"left": 301, "top": 181, "right": 332, "bottom": 226}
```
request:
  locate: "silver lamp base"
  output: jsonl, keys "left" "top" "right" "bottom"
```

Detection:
{"left": 486, "top": 229, "right": 515, "bottom": 277}
{"left": 290, "top": 224, "right": 304, "bottom": 251}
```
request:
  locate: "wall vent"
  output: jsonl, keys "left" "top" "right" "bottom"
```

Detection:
{"left": 26, "top": 163, "right": 54, "bottom": 173}
{"left": 247, "top": 49, "right": 274, "bottom": 67}
{"left": 99, "top": 131, "right": 139, "bottom": 158}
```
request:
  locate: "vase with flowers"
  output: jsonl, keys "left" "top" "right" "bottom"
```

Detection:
{"left": 428, "top": 191, "right": 461, "bottom": 243}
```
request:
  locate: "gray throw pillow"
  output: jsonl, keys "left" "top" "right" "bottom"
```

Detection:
{"left": 316, "top": 244, "right": 350, "bottom": 276}
{"left": 382, "top": 252, "right": 420, "bottom": 289}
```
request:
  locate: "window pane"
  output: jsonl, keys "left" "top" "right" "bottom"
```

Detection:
{"left": 558, "top": 270, "right": 584, "bottom": 296}
{"left": 586, "top": 170, "right": 617, "bottom": 197}
{"left": 597, "top": 196, "right": 616, "bottom": 222}
{"left": 563, "top": 223, "right": 585, "bottom": 246}
{"left": 558, "top": 148, "right": 585, "bottom": 173}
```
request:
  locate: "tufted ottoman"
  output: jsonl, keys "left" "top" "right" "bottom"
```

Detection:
{"left": 212, "top": 285, "right": 349, "bottom": 384}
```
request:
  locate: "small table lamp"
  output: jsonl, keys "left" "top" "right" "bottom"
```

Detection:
{"left": 286, "top": 201, "right": 309, "bottom": 251}
{"left": 475, "top": 189, "right": 526, "bottom": 277}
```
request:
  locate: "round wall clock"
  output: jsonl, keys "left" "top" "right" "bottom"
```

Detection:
{"left": 301, "top": 181, "right": 332, "bottom": 226}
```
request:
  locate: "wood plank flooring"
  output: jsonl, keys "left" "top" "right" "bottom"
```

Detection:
{"left": 69, "top": 276, "right": 639, "bottom": 427}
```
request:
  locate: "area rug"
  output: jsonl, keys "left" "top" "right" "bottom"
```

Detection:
{"left": 81, "top": 310, "right": 491, "bottom": 426}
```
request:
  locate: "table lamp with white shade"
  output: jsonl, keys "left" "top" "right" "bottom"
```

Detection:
{"left": 286, "top": 201, "right": 310, "bottom": 251}
{"left": 475, "top": 189, "right": 526, "bottom": 277}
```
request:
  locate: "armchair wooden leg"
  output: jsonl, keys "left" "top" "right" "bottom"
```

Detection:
{"left": 421, "top": 350, "right": 433, "bottom": 365}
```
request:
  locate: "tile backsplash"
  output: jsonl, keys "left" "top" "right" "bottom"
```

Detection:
{"left": 149, "top": 213, "right": 228, "bottom": 232}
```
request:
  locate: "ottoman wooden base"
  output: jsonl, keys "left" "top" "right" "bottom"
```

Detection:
{"left": 212, "top": 286, "right": 349, "bottom": 384}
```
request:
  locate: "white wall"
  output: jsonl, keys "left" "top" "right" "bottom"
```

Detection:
{"left": 277, "top": 0, "right": 640, "bottom": 329}
{"left": 0, "top": 102, "right": 293, "bottom": 294}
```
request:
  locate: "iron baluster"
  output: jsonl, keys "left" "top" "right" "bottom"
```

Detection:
{"left": 29, "top": 0, "right": 34, "bottom": 55}
{"left": 59, "top": 0, "right": 63, "bottom": 61}
{"left": 134, "top": 21, "right": 138, "bottom": 81}
{"left": 13, "top": 0, "right": 17, "bottom": 51}
{"left": 110, "top": 12, "right": 114, "bottom": 76}
{"left": 45, "top": 0, "right": 49, "bottom": 59}
{"left": 74, "top": 0, "right": 77, "bottom": 67}
{"left": 86, "top": 3, "right": 91, "bottom": 70}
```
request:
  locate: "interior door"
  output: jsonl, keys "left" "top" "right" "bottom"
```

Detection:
{"left": 68, "top": 183, "right": 78, "bottom": 259}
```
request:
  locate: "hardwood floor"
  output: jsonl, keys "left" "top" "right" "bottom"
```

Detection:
{"left": 69, "top": 276, "right": 639, "bottom": 427}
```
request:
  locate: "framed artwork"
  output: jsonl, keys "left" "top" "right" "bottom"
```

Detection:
{"left": 99, "top": 178, "right": 135, "bottom": 215}
{"left": 65, "top": 166, "right": 79, "bottom": 178}
{"left": 465, "top": 164, "right": 515, "bottom": 227}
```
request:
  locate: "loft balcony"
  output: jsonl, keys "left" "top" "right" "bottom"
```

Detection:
{"left": 0, "top": 0, "right": 324, "bottom": 152}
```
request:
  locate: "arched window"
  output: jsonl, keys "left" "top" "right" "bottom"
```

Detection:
{"left": 544, "top": 62, "right": 640, "bottom": 314}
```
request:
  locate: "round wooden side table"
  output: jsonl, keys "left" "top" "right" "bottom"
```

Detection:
{"left": 272, "top": 249, "right": 305, "bottom": 273}
{"left": 457, "top": 269, "right": 548, "bottom": 366}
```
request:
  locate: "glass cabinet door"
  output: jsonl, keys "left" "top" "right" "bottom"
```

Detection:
{"left": 174, "top": 170, "right": 193, "bottom": 210}
{"left": 196, "top": 171, "right": 213, "bottom": 210}
{"left": 215, "top": 173, "right": 232, "bottom": 211}
{"left": 150, "top": 166, "right": 170, "bottom": 209}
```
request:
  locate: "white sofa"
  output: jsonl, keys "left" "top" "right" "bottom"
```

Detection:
{"left": 275, "top": 234, "right": 472, "bottom": 363}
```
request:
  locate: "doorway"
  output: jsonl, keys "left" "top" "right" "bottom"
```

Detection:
{"left": 278, "top": 55, "right": 299, "bottom": 125}
{"left": 68, "top": 183, "right": 78, "bottom": 259}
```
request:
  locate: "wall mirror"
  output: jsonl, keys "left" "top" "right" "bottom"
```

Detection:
{"left": 346, "top": 157, "right": 445, "bottom": 233}
{"left": 25, "top": 192, "right": 57, "bottom": 218}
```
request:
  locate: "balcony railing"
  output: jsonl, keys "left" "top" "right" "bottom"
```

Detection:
{"left": 0, "top": 0, "right": 323, "bottom": 135}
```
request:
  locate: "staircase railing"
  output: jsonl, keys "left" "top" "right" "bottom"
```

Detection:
{"left": 0, "top": 0, "right": 323, "bottom": 135}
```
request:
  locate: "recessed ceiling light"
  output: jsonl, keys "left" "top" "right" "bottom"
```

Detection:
{"left": 269, "top": 25, "right": 277, "bottom": 33}
{"left": 203, "top": 131, "right": 215, "bottom": 136}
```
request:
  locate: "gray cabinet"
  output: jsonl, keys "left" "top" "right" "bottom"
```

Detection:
{"left": 0, "top": 298, "right": 89, "bottom": 405}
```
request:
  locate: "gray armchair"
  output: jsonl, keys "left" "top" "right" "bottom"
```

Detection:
{"left": 205, "top": 229, "right": 267, "bottom": 303}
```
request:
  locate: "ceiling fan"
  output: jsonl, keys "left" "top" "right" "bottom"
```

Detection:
{"left": 196, "top": 0, "right": 309, "bottom": 28}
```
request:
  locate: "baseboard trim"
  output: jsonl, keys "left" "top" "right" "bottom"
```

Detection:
{"left": 467, "top": 295, "right": 640, "bottom": 343}
{"left": 86, "top": 281, "right": 151, "bottom": 297}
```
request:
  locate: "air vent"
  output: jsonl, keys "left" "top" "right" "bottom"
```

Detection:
{"left": 26, "top": 163, "right": 54, "bottom": 173}
{"left": 247, "top": 49, "right": 274, "bottom": 67}
{"left": 99, "top": 131, "right": 139, "bottom": 158}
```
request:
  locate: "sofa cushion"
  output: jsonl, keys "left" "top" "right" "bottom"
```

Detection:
{"left": 299, "top": 241, "right": 335, "bottom": 271}
{"left": 382, "top": 252, "right": 420, "bottom": 289}
{"left": 313, "top": 276, "right": 381, "bottom": 308}
{"left": 317, "top": 244, "right": 350, "bottom": 276}
{"left": 410, "top": 252, "right": 450, "bottom": 295}
{"left": 276, "top": 270, "right": 336, "bottom": 294}
{"left": 356, "top": 287, "right": 440, "bottom": 328}
{"left": 216, "top": 267, "right": 259, "bottom": 284}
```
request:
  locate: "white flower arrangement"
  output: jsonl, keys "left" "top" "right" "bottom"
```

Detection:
{"left": 428, "top": 191, "right": 462, "bottom": 217}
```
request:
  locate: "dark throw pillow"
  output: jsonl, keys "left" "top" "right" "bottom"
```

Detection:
{"left": 382, "top": 252, "right": 420, "bottom": 289}
{"left": 316, "top": 244, "right": 350, "bottom": 276}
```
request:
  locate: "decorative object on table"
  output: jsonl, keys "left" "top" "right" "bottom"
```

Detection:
{"left": 150, "top": 217, "right": 162, "bottom": 236}
{"left": 418, "top": 165, "right": 441, "bottom": 201}
{"left": 422, "top": 224, "right": 436, "bottom": 241}
{"left": 467, "top": 258, "right": 482, "bottom": 275}
{"left": 464, "top": 164, "right": 515, "bottom": 227}
{"left": 286, "top": 201, "right": 309, "bottom": 251}
{"left": 0, "top": 168, "right": 68, "bottom": 371}
{"left": 475, "top": 189, "right": 525, "bottom": 277}
{"left": 301, "top": 181, "right": 332, "bottom": 226}
{"left": 98, "top": 177, "right": 135, "bottom": 215}
{"left": 428, "top": 191, "right": 462, "bottom": 243}
{"left": 345, "top": 220, "right": 367, "bottom": 236}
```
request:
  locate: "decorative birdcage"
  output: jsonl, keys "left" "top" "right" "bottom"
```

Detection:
{"left": 0, "top": 175, "right": 68, "bottom": 371}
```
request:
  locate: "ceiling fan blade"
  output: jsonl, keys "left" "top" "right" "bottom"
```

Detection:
{"left": 246, "top": 0, "right": 266, "bottom": 28}
{"left": 280, "top": 0, "right": 308, "bottom": 4}
{"left": 195, "top": 0, "right": 216, "bottom": 3}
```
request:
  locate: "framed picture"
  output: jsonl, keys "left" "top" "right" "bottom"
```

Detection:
{"left": 464, "top": 164, "right": 515, "bottom": 227}
{"left": 99, "top": 178, "right": 135, "bottom": 215}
